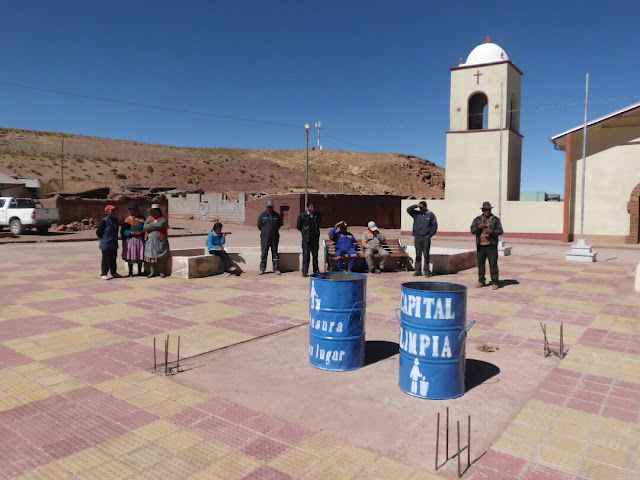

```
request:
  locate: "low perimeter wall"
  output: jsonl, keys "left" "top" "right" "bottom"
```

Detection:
{"left": 56, "top": 195, "right": 168, "bottom": 224}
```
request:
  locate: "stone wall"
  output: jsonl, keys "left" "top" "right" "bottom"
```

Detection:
{"left": 168, "top": 193, "right": 246, "bottom": 223}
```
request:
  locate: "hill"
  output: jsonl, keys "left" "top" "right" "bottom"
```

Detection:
{"left": 0, "top": 127, "right": 445, "bottom": 198}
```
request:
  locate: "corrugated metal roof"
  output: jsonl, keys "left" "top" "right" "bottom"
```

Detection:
{"left": 550, "top": 101, "right": 640, "bottom": 143}
{"left": 0, "top": 172, "right": 25, "bottom": 185}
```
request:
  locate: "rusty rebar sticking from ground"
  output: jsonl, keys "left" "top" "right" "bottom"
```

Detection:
{"left": 153, "top": 337, "right": 157, "bottom": 372}
{"left": 540, "top": 322, "right": 549, "bottom": 357}
{"left": 164, "top": 338, "right": 169, "bottom": 375}
{"left": 446, "top": 407, "right": 449, "bottom": 460}
{"left": 560, "top": 323, "right": 564, "bottom": 359}
{"left": 467, "top": 415, "right": 471, "bottom": 470}
{"left": 176, "top": 336, "right": 181, "bottom": 372}
{"left": 457, "top": 420, "right": 461, "bottom": 478}
{"left": 435, "top": 412, "right": 440, "bottom": 470}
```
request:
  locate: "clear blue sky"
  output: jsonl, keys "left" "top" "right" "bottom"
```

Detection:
{"left": 1, "top": 1, "right": 639, "bottom": 194}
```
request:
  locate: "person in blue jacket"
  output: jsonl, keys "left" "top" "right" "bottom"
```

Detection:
{"left": 96, "top": 204, "right": 122, "bottom": 280}
{"left": 328, "top": 220, "right": 359, "bottom": 272}
{"left": 207, "top": 222, "right": 238, "bottom": 276}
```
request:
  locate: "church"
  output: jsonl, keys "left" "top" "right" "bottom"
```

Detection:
{"left": 401, "top": 38, "right": 640, "bottom": 244}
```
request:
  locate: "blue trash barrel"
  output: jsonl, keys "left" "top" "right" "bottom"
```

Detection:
{"left": 309, "top": 272, "right": 367, "bottom": 371}
{"left": 397, "top": 282, "right": 474, "bottom": 399}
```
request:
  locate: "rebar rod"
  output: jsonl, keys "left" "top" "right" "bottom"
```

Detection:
{"left": 446, "top": 407, "right": 449, "bottom": 460}
{"left": 467, "top": 415, "right": 471, "bottom": 469}
{"left": 176, "top": 336, "right": 181, "bottom": 372}
{"left": 153, "top": 338, "right": 157, "bottom": 372}
{"left": 435, "top": 412, "right": 440, "bottom": 470}
{"left": 457, "top": 420, "right": 461, "bottom": 478}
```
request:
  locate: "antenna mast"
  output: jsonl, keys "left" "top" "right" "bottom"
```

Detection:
{"left": 315, "top": 121, "right": 323, "bottom": 150}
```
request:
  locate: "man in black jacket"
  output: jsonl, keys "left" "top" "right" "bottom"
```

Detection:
{"left": 470, "top": 201, "right": 504, "bottom": 290}
{"left": 257, "top": 200, "right": 281, "bottom": 275}
{"left": 296, "top": 201, "right": 321, "bottom": 277}
{"left": 406, "top": 201, "right": 438, "bottom": 277}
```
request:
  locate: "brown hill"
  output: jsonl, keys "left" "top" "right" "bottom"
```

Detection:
{"left": 0, "top": 127, "right": 444, "bottom": 198}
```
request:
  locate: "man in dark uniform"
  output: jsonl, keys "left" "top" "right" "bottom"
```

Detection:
{"left": 257, "top": 200, "right": 281, "bottom": 275}
{"left": 470, "top": 201, "right": 504, "bottom": 290}
{"left": 406, "top": 201, "right": 438, "bottom": 277}
{"left": 296, "top": 201, "right": 321, "bottom": 277}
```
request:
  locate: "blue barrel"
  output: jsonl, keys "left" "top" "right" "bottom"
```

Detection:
{"left": 397, "top": 282, "right": 474, "bottom": 399}
{"left": 309, "top": 272, "right": 367, "bottom": 371}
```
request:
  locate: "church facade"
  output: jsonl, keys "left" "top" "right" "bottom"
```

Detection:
{"left": 401, "top": 38, "right": 640, "bottom": 244}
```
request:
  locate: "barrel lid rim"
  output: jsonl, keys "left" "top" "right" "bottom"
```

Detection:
{"left": 401, "top": 281, "right": 468, "bottom": 292}
{"left": 311, "top": 272, "right": 368, "bottom": 280}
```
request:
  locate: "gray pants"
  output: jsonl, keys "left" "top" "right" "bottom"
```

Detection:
{"left": 364, "top": 245, "right": 388, "bottom": 271}
{"left": 260, "top": 235, "right": 279, "bottom": 272}
{"left": 414, "top": 236, "right": 431, "bottom": 274}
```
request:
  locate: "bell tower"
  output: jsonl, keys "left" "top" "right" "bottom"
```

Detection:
{"left": 444, "top": 37, "right": 523, "bottom": 206}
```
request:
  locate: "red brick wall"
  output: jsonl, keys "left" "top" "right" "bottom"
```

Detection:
{"left": 55, "top": 195, "right": 169, "bottom": 224}
{"left": 245, "top": 193, "right": 404, "bottom": 230}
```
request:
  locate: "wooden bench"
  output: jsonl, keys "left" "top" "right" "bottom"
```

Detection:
{"left": 323, "top": 237, "right": 409, "bottom": 272}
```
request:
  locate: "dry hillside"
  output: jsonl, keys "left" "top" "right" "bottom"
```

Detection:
{"left": 0, "top": 128, "right": 445, "bottom": 198}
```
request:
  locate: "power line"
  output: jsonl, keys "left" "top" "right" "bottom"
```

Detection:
{"left": 0, "top": 81, "right": 300, "bottom": 130}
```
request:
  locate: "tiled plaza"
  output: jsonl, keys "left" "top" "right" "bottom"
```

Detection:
{"left": 0, "top": 238, "right": 639, "bottom": 479}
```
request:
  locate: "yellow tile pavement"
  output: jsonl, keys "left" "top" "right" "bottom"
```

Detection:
{"left": 57, "top": 304, "right": 149, "bottom": 325}
{"left": 206, "top": 451, "right": 262, "bottom": 480}
{"left": 268, "top": 447, "right": 323, "bottom": 477}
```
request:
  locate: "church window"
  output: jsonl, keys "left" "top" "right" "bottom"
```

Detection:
{"left": 509, "top": 93, "right": 519, "bottom": 132}
{"left": 468, "top": 92, "right": 488, "bottom": 130}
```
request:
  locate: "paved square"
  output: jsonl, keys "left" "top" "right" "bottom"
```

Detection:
{"left": 0, "top": 237, "right": 639, "bottom": 479}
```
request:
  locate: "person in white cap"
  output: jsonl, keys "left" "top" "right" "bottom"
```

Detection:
{"left": 362, "top": 221, "right": 388, "bottom": 274}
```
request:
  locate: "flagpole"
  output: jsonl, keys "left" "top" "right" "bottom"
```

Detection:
{"left": 579, "top": 73, "right": 589, "bottom": 238}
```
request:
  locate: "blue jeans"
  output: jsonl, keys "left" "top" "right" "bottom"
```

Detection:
{"left": 335, "top": 248, "right": 357, "bottom": 271}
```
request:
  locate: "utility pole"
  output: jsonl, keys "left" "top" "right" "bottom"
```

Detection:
{"left": 61, "top": 139, "right": 64, "bottom": 190}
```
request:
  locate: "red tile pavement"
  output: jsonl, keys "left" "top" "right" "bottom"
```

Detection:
{"left": 229, "top": 281, "right": 284, "bottom": 293}
{"left": 45, "top": 350, "right": 139, "bottom": 384}
{"left": 521, "top": 463, "right": 576, "bottom": 480}
{"left": 0, "top": 344, "right": 33, "bottom": 368}
{"left": 28, "top": 296, "right": 111, "bottom": 314}
{"left": 213, "top": 314, "right": 302, "bottom": 336}
{"left": 242, "top": 436, "right": 290, "bottom": 462}
{"left": 205, "top": 422, "right": 261, "bottom": 449}
{"left": 219, "top": 294, "right": 295, "bottom": 309}
{"left": 0, "top": 315, "right": 82, "bottom": 342}
{"left": 169, "top": 406, "right": 212, "bottom": 427}
{"left": 125, "top": 295, "right": 207, "bottom": 311}
{"left": 95, "top": 314, "right": 198, "bottom": 339}
{"left": 471, "top": 450, "right": 527, "bottom": 478}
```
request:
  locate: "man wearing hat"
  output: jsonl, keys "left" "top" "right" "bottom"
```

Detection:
{"left": 362, "top": 221, "right": 388, "bottom": 274}
{"left": 257, "top": 199, "right": 281, "bottom": 275}
{"left": 96, "top": 204, "right": 122, "bottom": 280}
{"left": 470, "top": 201, "right": 504, "bottom": 290}
{"left": 406, "top": 200, "right": 438, "bottom": 277}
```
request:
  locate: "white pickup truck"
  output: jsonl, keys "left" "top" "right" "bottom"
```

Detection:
{"left": 0, "top": 197, "right": 59, "bottom": 235}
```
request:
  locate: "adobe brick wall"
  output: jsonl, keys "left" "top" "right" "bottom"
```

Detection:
{"left": 55, "top": 195, "right": 168, "bottom": 224}
{"left": 245, "top": 193, "right": 405, "bottom": 230}
{"left": 168, "top": 193, "right": 246, "bottom": 223}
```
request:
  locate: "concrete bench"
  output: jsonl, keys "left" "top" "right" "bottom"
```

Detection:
{"left": 170, "top": 246, "right": 307, "bottom": 279}
{"left": 404, "top": 246, "right": 477, "bottom": 275}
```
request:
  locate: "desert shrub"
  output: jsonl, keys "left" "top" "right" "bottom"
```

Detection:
{"left": 147, "top": 165, "right": 154, "bottom": 173}
{"left": 116, "top": 173, "right": 127, "bottom": 179}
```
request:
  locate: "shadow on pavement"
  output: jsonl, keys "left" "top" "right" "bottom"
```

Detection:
{"left": 499, "top": 279, "right": 520, "bottom": 287}
{"left": 364, "top": 340, "right": 399, "bottom": 366}
{"left": 465, "top": 359, "right": 500, "bottom": 391}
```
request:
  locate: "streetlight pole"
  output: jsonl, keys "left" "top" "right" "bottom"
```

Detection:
{"left": 305, "top": 124, "right": 310, "bottom": 206}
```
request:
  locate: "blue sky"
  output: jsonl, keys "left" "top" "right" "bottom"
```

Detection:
{"left": 1, "top": 1, "right": 639, "bottom": 194}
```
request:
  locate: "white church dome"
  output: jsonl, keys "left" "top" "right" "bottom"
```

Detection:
{"left": 463, "top": 37, "right": 509, "bottom": 66}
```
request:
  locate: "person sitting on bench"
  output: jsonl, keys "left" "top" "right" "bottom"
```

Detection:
{"left": 328, "top": 221, "right": 359, "bottom": 272}
{"left": 362, "top": 221, "right": 388, "bottom": 274}
{"left": 207, "top": 222, "right": 238, "bottom": 276}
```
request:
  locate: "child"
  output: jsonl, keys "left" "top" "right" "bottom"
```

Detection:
{"left": 207, "top": 222, "right": 237, "bottom": 276}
